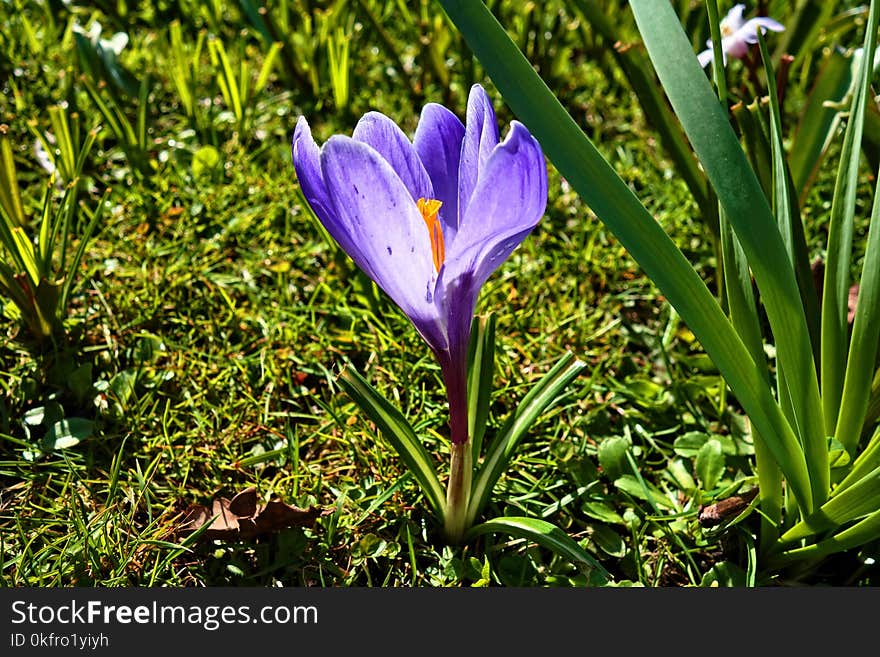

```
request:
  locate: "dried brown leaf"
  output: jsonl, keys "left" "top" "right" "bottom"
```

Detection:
{"left": 177, "top": 487, "right": 323, "bottom": 541}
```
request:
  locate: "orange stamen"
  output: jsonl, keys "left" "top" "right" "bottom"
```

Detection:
{"left": 417, "top": 197, "right": 445, "bottom": 272}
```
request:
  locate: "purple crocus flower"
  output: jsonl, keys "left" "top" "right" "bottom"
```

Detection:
{"left": 291, "top": 84, "right": 547, "bottom": 449}
{"left": 697, "top": 3, "right": 785, "bottom": 68}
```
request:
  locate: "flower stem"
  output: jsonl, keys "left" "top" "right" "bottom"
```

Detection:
{"left": 444, "top": 438, "right": 472, "bottom": 544}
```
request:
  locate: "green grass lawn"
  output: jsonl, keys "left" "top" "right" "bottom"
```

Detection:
{"left": 1, "top": 0, "right": 878, "bottom": 587}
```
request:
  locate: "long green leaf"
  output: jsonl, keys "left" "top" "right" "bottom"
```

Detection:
{"left": 436, "top": 0, "right": 814, "bottom": 513}
{"left": 630, "top": 0, "right": 827, "bottom": 507}
{"left": 336, "top": 365, "right": 446, "bottom": 521}
{"left": 835, "top": 123, "right": 880, "bottom": 453}
{"left": 466, "top": 352, "right": 585, "bottom": 527}
{"left": 716, "top": 8, "right": 782, "bottom": 544}
{"left": 467, "top": 312, "right": 495, "bottom": 461}
{"left": 11, "top": 227, "right": 39, "bottom": 286}
{"left": 758, "top": 32, "right": 821, "bottom": 364}
{"left": 59, "top": 189, "right": 108, "bottom": 312}
{"left": 0, "top": 129, "right": 25, "bottom": 227}
{"left": 464, "top": 515, "right": 609, "bottom": 581}
{"left": 821, "top": 0, "right": 879, "bottom": 437}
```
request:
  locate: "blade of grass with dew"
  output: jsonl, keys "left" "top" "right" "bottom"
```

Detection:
{"left": 630, "top": 0, "right": 827, "bottom": 508}
{"left": 466, "top": 352, "right": 585, "bottom": 527}
{"left": 821, "top": 0, "right": 879, "bottom": 436}
{"left": 336, "top": 365, "right": 446, "bottom": 521}
{"left": 436, "top": 0, "right": 814, "bottom": 513}
{"left": 464, "top": 515, "right": 609, "bottom": 581}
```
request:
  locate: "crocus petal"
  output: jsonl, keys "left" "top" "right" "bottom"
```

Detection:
{"left": 292, "top": 117, "right": 369, "bottom": 267}
{"left": 443, "top": 121, "right": 547, "bottom": 303}
{"left": 351, "top": 111, "right": 434, "bottom": 201}
{"left": 458, "top": 84, "right": 500, "bottom": 220}
{"left": 737, "top": 17, "right": 785, "bottom": 44}
{"left": 320, "top": 135, "right": 446, "bottom": 350}
{"left": 723, "top": 4, "right": 746, "bottom": 31}
{"left": 722, "top": 34, "right": 748, "bottom": 59}
{"left": 414, "top": 102, "right": 466, "bottom": 242}
{"left": 697, "top": 48, "right": 715, "bottom": 68}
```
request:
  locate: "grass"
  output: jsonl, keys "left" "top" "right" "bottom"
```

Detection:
{"left": 1, "top": 0, "right": 878, "bottom": 587}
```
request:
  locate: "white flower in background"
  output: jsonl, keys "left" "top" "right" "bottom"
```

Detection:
{"left": 73, "top": 20, "right": 129, "bottom": 55}
{"left": 697, "top": 3, "right": 785, "bottom": 68}
{"left": 33, "top": 139, "right": 55, "bottom": 176}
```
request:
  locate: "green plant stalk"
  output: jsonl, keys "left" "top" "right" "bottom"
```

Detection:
{"left": 821, "top": 0, "right": 879, "bottom": 436}
{"left": 434, "top": 0, "right": 814, "bottom": 512}
{"left": 444, "top": 438, "right": 472, "bottom": 544}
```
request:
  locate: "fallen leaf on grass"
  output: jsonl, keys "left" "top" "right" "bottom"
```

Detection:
{"left": 177, "top": 487, "right": 323, "bottom": 540}
{"left": 698, "top": 487, "right": 759, "bottom": 527}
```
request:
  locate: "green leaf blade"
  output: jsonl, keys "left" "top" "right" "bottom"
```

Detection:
{"left": 336, "top": 365, "right": 446, "bottom": 522}
{"left": 464, "top": 515, "right": 610, "bottom": 582}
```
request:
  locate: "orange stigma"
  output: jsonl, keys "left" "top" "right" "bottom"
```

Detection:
{"left": 417, "top": 197, "right": 445, "bottom": 272}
